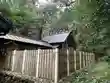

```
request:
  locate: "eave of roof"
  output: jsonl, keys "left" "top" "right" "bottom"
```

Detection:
{"left": 0, "top": 34, "right": 54, "bottom": 48}
{"left": 42, "top": 31, "right": 72, "bottom": 44}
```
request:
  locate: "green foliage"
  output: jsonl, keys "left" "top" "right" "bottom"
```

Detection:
{"left": 87, "top": 0, "right": 110, "bottom": 52}
{"left": 0, "top": 0, "right": 61, "bottom": 36}
{"left": 0, "top": 0, "right": 110, "bottom": 51}
{"left": 100, "top": 56, "right": 110, "bottom": 63}
{"left": 0, "top": 0, "right": 43, "bottom": 32}
{"left": 71, "top": 62, "right": 110, "bottom": 83}
{"left": 69, "top": 0, "right": 110, "bottom": 52}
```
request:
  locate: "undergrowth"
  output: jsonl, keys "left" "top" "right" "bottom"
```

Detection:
{"left": 71, "top": 56, "right": 110, "bottom": 83}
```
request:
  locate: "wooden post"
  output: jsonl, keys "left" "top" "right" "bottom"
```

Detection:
{"left": 36, "top": 49, "right": 40, "bottom": 78}
{"left": 74, "top": 51, "right": 76, "bottom": 71}
{"left": 22, "top": 49, "right": 27, "bottom": 74}
{"left": 54, "top": 48, "right": 59, "bottom": 83}
{"left": 11, "top": 49, "right": 16, "bottom": 71}
{"left": 67, "top": 49, "right": 70, "bottom": 76}
{"left": 79, "top": 51, "right": 82, "bottom": 69}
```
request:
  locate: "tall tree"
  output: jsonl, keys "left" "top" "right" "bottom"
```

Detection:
{"left": 71, "top": 0, "right": 110, "bottom": 54}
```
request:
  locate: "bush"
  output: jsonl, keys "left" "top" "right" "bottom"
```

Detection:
{"left": 100, "top": 56, "right": 110, "bottom": 63}
{"left": 71, "top": 61, "right": 110, "bottom": 83}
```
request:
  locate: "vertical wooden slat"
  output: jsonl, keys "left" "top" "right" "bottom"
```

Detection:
{"left": 42, "top": 50, "right": 45, "bottom": 78}
{"left": 93, "top": 53, "right": 95, "bottom": 63}
{"left": 90, "top": 53, "right": 92, "bottom": 64}
{"left": 40, "top": 50, "right": 42, "bottom": 77}
{"left": 83, "top": 52, "right": 85, "bottom": 68}
{"left": 52, "top": 49, "right": 55, "bottom": 80}
{"left": 88, "top": 53, "right": 90, "bottom": 65}
{"left": 92, "top": 53, "right": 94, "bottom": 63}
{"left": 87, "top": 52, "right": 88, "bottom": 67}
{"left": 91, "top": 53, "right": 93, "bottom": 63}
{"left": 88, "top": 53, "right": 90, "bottom": 66}
{"left": 86, "top": 53, "right": 88, "bottom": 67}
{"left": 46, "top": 50, "right": 48, "bottom": 78}
{"left": 43, "top": 50, "right": 45, "bottom": 78}
{"left": 79, "top": 51, "right": 82, "bottom": 69}
{"left": 11, "top": 49, "right": 16, "bottom": 71}
{"left": 44, "top": 50, "right": 46, "bottom": 78}
{"left": 47, "top": 50, "right": 49, "bottom": 79}
{"left": 81, "top": 52, "right": 83, "bottom": 68}
{"left": 46, "top": 50, "right": 48, "bottom": 79}
{"left": 67, "top": 49, "right": 70, "bottom": 76}
{"left": 40, "top": 50, "right": 43, "bottom": 77}
{"left": 92, "top": 53, "right": 93, "bottom": 63}
{"left": 22, "top": 49, "right": 27, "bottom": 74}
{"left": 27, "top": 50, "right": 29, "bottom": 75}
{"left": 85, "top": 52, "right": 87, "bottom": 67}
{"left": 49, "top": 50, "right": 51, "bottom": 79}
{"left": 50, "top": 49, "right": 52, "bottom": 80}
{"left": 72, "top": 48, "right": 74, "bottom": 72}
{"left": 42, "top": 50, "right": 44, "bottom": 77}
{"left": 85, "top": 52, "right": 86, "bottom": 67}
{"left": 54, "top": 48, "right": 59, "bottom": 83}
{"left": 87, "top": 53, "right": 89, "bottom": 66}
{"left": 89, "top": 53, "right": 91, "bottom": 64}
{"left": 36, "top": 49, "right": 40, "bottom": 78}
{"left": 74, "top": 51, "right": 76, "bottom": 71}
{"left": 38, "top": 50, "right": 41, "bottom": 77}
{"left": 89, "top": 53, "right": 91, "bottom": 65}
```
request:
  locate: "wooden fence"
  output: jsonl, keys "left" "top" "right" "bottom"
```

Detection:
{"left": 4, "top": 48, "right": 95, "bottom": 83}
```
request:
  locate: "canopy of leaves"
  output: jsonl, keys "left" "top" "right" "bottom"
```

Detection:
{"left": 70, "top": 0, "right": 110, "bottom": 53}
{"left": 0, "top": 0, "right": 43, "bottom": 33}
